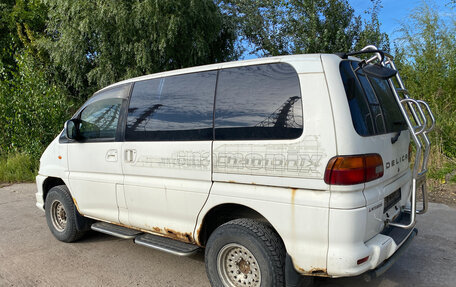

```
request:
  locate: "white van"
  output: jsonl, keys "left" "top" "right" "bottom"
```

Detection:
{"left": 36, "top": 46, "right": 434, "bottom": 287}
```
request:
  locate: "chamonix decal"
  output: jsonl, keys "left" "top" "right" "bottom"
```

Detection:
{"left": 213, "top": 136, "right": 325, "bottom": 178}
{"left": 132, "top": 136, "right": 325, "bottom": 179}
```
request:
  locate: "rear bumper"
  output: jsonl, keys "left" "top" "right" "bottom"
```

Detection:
{"left": 325, "top": 203, "right": 418, "bottom": 277}
{"left": 285, "top": 226, "right": 417, "bottom": 286}
{"left": 363, "top": 228, "right": 417, "bottom": 281}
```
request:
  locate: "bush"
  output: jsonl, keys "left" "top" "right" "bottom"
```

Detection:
{"left": 394, "top": 3, "right": 456, "bottom": 182}
{"left": 0, "top": 153, "right": 37, "bottom": 183}
{"left": 0, "top": 52, "right": 75, "bottom": 161}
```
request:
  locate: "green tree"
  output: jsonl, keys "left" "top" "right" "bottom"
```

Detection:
{"left": 395, "top": 3, "right": 456, "bottom": 160}
{"left": 218, "top": 0, "right": 292, "bottom": 55}
{"left": 218, "top": 0, "right": 390, "bottom": 56}
{"left": 354, "top": 0, "right": 390, "bottom": 51}
{"left": 41, "top": 0, "right": 238, "bottom": 101}
{"left": 0, "top": 0, "right": 48, "bottom": 74}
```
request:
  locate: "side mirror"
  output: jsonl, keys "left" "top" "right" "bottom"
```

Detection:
{"left": 64, "top": 119, "right": 80, "bottom": 140}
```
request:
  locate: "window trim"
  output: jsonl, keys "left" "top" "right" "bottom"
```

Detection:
{"left": 117, "top": 83, "right": 134, "bottom": 142}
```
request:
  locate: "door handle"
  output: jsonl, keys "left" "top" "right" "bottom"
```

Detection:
{"left": 124, "top": 149, "right": 136, "bottom": 162}
{"left": 105, "top": 149, "right": 118, "bottom": 162}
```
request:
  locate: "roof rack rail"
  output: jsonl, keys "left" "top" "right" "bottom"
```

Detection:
{"left": 336, "top": 45, "right": 394, "bottom": 64}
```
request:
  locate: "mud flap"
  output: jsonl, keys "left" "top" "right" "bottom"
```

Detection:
{"left": 285, "top": 254, "right": 311, "bottom": 287}
{"left": 74, "top": 208, "right": 92, "bottom": 232}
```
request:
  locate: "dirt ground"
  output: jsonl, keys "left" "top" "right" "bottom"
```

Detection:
{"left": 1, "top": 183, "right": 455, "bottom": 287}
{"left": 427, "top": 182, "right": 456, "bottom": 207}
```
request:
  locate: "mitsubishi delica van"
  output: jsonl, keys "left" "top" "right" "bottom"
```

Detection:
{"left": 35, "top": 46, "right": 435, "bottom": 287}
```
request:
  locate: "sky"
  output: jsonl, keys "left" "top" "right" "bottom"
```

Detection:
{"left": 242, "top": 0, "right": 454, "bottom": 58}
{"left": 348, "top": 0, "right": 455, "bottom": 41}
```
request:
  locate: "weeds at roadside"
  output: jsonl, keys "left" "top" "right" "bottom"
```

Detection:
{"left": 0, "top": 153, "right": 37, "bottom": 183}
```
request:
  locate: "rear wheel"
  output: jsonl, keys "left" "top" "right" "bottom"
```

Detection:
{"left": 205, "top": 218, "right": 286, "bottom": 287}
{"left": 45, "top": 185, "right": 87, "bottom": 242}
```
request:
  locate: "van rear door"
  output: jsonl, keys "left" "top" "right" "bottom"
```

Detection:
{"left": 339, "top": 60, "right": 411, "bottom": 240}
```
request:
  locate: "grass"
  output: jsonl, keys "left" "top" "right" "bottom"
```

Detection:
{"left": 0, "top": 153, "right": 38, "bottom": 183}
{"left": 427, "top": 143, "right": 456, "bottom": 184}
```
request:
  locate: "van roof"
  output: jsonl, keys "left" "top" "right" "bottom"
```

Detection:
{"left": 98, "top": 53, "right": 336, "bottom": 93}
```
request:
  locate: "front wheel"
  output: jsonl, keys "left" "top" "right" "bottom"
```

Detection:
{"left": 205, "top": 218, "right": 286, "bottom": 287}
{"left": 45, "top": 185, "right": 87, "bottom": 242}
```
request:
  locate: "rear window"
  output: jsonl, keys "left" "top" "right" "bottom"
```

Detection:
{"left": 340, "top": 61, "right": 407, "bottom": 136}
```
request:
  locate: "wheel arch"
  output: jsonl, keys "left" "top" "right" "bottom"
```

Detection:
{"left": 196, "top": 203, "right": 282, "bottom": 247}
{"left": 42, "top": 177, "right": 66, "bottom": 205}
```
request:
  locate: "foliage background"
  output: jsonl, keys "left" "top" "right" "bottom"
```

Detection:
{"left": 0, "top": 0, "right": 454, "bottom": 182}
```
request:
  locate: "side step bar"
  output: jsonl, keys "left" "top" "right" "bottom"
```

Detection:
{"left": 91, "top": 222, "right": 143, "bottom": 239}
{"left": 135, "top": 233, "right": 200, "bottom": 257}
{"left": 91, "top": 222, "right": 201, "bottom": 256}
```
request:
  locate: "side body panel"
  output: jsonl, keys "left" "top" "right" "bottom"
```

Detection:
{"left": 205, "top": 59, "right": 337, "bottom": 273}
{"left": 67, "top": 142, "right": 123, "bottom": 223}
{"left": 36, "top": 135, "right": 70, "bottom": 209}
{"left": 199, "top": 183, "right": 330, "bottom": 274}
{"left": 122, "top": 141, "right": 212, "bottom": 241}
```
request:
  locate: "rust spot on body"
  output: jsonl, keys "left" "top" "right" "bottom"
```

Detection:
{"left": 72, "top": 197, "right": 82, "bottom": 214}
{"left": 291, "top": 188, "right": 297, "bottom": 204}
{"left": 298, "top": 267, "right": 328, "bottom": 277}
{"left": 164, "top": 228, "right": 194, "bottom": 243}
{"left": 95, "top": 220, "right": 195, "bottom": 245}
{"left": 196, "top": 224, "right": 204, "bottom": 244}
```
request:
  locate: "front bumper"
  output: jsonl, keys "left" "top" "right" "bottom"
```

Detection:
{"left": 35, "top": 174, "right": 46, "bottom": 211}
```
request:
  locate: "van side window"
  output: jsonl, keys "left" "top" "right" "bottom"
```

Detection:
{"left": 214, "top": 63, "right": 303, "bottom": 140}
{"left": 79, "top": 98, "right": 123, "bottom": 140}
{"left": 125, "top": 71, "right": 217, "bottom": 141}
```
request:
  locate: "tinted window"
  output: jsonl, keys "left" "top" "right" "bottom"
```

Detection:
{"left": 356, "top": 72, "right": 386, "bottom": 134}
{"left": 125, "top": 71, "right": 216, "bottom": 141}
{"left": 79, "top": 98, "right": 123, "bottom": 140}
{"left": 215, "top": 63, "right": 302, "bottom": 140}
{"left": 340, "top": 61, "right": 406, "bottom": 136}
{"left": 369, "top": 77, "right": 407, "bottom": 133}
{"left": 340, "top": 62, "right": 375, "bottom": 136}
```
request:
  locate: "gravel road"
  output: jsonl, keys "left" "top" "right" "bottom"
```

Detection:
{"left": 1, "top": 183, "right": 455, "bottom": 287}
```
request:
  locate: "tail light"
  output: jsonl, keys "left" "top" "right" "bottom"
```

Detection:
{"left": 357, "top": 256, "right": 369, "bottom": 265}
{"left": 324, "top": 154, "right": 384, "bottom": 185}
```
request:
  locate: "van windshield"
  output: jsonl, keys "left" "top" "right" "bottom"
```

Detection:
{"left": 340, "top": 60, "right": 407, "bottom": 136}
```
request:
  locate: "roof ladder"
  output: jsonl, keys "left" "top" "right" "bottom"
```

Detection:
{"left": 360, "top": 45, "right": 436, "bottom": 229}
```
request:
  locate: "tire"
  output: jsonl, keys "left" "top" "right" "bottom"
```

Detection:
{"left": 45, "top": 185, "right": 87, "bottom": 242}
{"left": 205, "top": 218, "right": 286, "bottom": 287}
